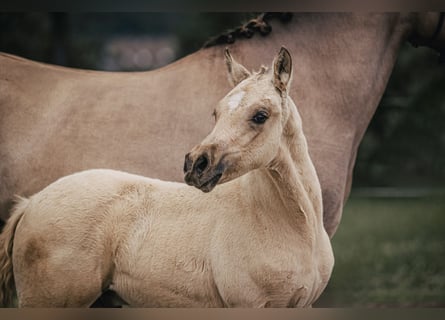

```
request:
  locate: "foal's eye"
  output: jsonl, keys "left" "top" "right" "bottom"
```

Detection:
{"left": 251, "top": 111, "right": 269, "bottom": 124}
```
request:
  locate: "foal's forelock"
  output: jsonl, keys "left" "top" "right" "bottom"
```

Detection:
{"left": 225, "top": 67, "right": 272, "bottom": 112}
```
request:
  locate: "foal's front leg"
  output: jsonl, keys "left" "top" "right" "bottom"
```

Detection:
{"left": 249, "top": 270, "right": 312, "bottom": 308}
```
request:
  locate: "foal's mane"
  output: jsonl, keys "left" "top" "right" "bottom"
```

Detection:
{"left": 203, "top": 13, "right": 293, "bottom": 48}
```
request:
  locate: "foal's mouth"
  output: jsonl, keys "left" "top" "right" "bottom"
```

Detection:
{"left": 197, "top": 173, "right": 223, "bottom": 193}
{"left": 184, "top": 170, "right": 223, "bottom": 193}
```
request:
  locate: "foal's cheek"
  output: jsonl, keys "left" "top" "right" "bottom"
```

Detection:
{"left": 257, "top": 137, "right": 281, "bottom": 167}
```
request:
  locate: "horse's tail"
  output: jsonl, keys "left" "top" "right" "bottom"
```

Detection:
{"left": 0, "top": 197, "right": 28, "bottom": 307}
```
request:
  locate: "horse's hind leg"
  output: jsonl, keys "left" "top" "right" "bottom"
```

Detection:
{"left": 15, "top": 262, "right": 105, "bottom": 307}
{"left": 15, "top": 261, "right": 105, "bottom": 307}
{"left": 13, "top": 241, "right": 107, "bottom": 307}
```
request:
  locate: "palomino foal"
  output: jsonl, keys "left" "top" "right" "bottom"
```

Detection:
{"left": 0, "top": 47, "right": 333, "bottom": 307}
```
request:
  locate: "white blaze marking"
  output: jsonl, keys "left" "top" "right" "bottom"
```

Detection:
{"left": 227, "top": 91, "right": 245, "bottom": 111}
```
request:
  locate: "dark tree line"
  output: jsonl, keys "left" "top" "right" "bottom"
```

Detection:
{"left": 354, "top": 44, "right": 445, "bottom": 188}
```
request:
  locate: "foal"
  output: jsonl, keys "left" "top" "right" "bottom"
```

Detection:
{"left": 0, "top": 47, "right": 333, "bottom": 307}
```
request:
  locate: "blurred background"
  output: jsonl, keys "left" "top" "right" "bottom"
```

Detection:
{"left": 0, "top": 13, "right": 444, "bottom": 307}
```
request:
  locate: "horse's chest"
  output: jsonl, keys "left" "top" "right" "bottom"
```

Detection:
{"left": 237, "top": 260, "right": 322, "bottom": 307}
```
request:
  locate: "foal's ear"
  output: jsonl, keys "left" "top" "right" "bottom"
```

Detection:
{"left": 273, "top": 47, "right": 293, "bottom": 93}
{"left": 224, "top": 48, "right": 251, "bottom": 87}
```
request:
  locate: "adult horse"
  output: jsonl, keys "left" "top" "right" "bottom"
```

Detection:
{"left": 0, "top": 13, "right": 444, "bottom": 239}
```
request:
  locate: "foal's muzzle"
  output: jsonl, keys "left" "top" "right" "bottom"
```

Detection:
{"left": 183, "top": 151, "right": 224, "bottom": 193}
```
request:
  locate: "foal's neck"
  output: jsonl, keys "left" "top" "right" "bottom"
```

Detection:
{"left": 245, "top": 98, "right": 323, "bottom": 234}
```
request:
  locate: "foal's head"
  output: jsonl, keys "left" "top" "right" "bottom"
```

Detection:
{"left": 184, "top": 47, "right": 294, "bottom": 192}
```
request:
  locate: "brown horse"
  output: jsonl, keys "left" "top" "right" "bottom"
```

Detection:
{"left": 0, "top": 13, "right": 444, "bottom": 239}
{"left": 0, "top": 48, "right": 333, "bottom": 307}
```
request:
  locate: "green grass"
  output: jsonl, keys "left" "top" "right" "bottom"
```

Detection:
{"left": 315, "top": 196, "right": 445, "bottom": 307}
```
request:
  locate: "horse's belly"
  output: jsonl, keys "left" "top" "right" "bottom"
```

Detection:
{"left": 112, "top": 268, "right": 224, "bottom": 307}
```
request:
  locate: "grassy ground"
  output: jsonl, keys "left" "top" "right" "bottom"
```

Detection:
{"left": 315, "top": 196, "right": 445, "bottom": 307}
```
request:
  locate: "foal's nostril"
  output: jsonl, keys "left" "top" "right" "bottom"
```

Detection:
{"left": 195, "top": 154, "right": 209, "bottom": 175}
{"left": 184, "top": 153, "right": 193, "bottom": 173}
